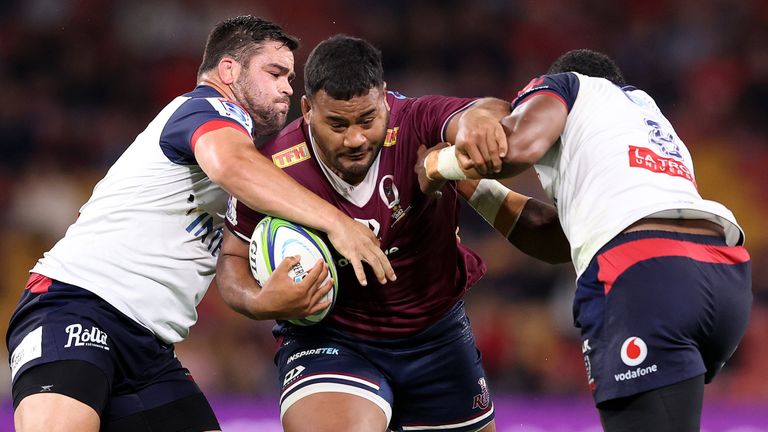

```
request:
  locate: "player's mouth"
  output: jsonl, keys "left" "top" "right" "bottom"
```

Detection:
{"left": 342, "top": 150, "right": 368, "bottom": 161}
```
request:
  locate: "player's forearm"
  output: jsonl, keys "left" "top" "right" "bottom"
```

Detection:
{"left": 424, "top": 145, "right": 530, "bottom": 181}
{"left": 459, "top": 179, "right": 570, "bottom": 264}
{"left": 458, "top": 179, "right": 529, "bottom": 236}
{"left": 205, "top": 143, "right": 347, "bottom": 235}
{"left": 232, "top": 166, "right": 343, "bottom": 232}
{"left": 215, "top": 254, "right": 266, "bottom": 320}
{"left": 508, "top": 198, "right": 571, "bottom": 264}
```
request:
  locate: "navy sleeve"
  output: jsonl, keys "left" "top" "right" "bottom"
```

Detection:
{"left": 511, "top": 72, "right": 580, "bottom": 112}
{"left": 160, "top": 97, "right": 254, "bottom": 165}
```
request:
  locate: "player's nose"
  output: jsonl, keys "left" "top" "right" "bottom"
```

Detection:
{"left": 343, "top": 127, "right": 366, "bottom": 148}
{"left": 280, "top": 77, "right": 293, "bottom": 96}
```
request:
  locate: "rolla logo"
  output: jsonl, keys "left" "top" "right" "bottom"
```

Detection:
{"left": 64, "top": 324, "right": 110, "bottom": 350}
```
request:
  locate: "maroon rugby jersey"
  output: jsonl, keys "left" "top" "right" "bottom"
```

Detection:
{"left": 226, "top": 91, "right": 486, "bottom": 339}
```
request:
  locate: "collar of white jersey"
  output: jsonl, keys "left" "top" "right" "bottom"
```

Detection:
{"left": 307, "top": 124, "right": 382, "bottom": 207}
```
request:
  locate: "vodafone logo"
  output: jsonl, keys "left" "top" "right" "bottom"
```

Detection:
{"left": 620, "top": 337, "right": 647, "bottom": 366}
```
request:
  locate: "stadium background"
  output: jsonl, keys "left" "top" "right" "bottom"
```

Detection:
{"left": 0, "top": 0, "right": 766, "bottom": 430}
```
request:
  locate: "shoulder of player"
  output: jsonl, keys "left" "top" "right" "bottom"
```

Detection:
{"left": 177, "top": 86, "right": 250, "bottom": 117}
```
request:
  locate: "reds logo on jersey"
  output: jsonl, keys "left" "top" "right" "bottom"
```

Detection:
{"left": 472, "top": 377, "right": 491, "bottom": 410}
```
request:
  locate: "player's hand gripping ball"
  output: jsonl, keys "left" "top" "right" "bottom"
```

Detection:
{"left": 249, "top": 217, "right": 338, "bottom": 325}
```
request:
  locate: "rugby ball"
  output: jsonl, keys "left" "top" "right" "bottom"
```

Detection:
{"left": 249, "top": 217, "right": 338, "bottom": 326}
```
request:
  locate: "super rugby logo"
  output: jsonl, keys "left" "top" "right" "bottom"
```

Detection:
{"left": 206, "top": 97, "right": 253, "bottom": 133}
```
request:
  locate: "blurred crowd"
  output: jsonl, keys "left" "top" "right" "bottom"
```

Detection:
{"left": 1, "top": 0, "right": 766, "bottom": 402}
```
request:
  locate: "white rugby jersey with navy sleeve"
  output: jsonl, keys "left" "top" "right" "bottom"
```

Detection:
{"left": 31, "top": 85, "right": 254, "bottom": 344}
{"left": 511, "top": 72, "right": 744, "bottom": 277}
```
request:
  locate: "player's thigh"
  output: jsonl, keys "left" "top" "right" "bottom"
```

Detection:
{"left": 283, "top": 391, "right": 388, "bottom": 432}
{"left": 102, "top": 390, "right": 220, "bottom": 432}
{"left": 390, "top": 305, "right": 495, "bottom": 431}
{"left": 15, "top": 393, "right": 100, "bottom": 432}
{"left": 598, "top": 375, "right": 704, "bottom": 432}
{"left": 473, "top": 420, "right": 496, "bottom": 432}
{"left": 276, "top": 336, "right": 393, "bottom": 431}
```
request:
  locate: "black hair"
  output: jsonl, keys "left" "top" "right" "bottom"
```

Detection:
{"left": 197, "top": 15, "right": 299, "bottom": 79}
{"left": 304, "top": 34, "right": 384, "bottom": 100}
{"left": 547, "top": 49, "right": 625, "bottom": 85}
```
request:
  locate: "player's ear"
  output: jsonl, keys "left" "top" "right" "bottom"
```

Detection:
{"left": 218, "top": 57, "right": 240, "bottom": 85}
{"left": 382, "top": 82, "right": 390, "bottom": 112}
{"left": 301, "top": 95, "right": 312, "bottom": 122}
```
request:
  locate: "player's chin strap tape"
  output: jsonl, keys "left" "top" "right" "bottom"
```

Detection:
{"left": 425, "top": 145, "right": 469, "bottom": 181}
{"left": 468, "top": 179, "right": 530, "bottom": 237}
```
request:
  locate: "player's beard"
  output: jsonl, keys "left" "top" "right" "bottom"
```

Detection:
{"left": 231, "top": 73, "right": 289, "bottom": 137}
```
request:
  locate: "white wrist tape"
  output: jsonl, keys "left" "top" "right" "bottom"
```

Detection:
{"left": 468, "top": 179, "right": 508, "bottom": 225}
{"left": 436, "top": 146, "right": 468, "bottom": 180}
{"left": 468, "top": 179, "right": 530, "bottom": 236}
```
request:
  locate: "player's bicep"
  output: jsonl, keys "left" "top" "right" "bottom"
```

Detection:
{"left": 502, "top": 94, "right": 568, "bottom": 164}
{"left": 194, "top": 126, "right": 256, "bottom": 185}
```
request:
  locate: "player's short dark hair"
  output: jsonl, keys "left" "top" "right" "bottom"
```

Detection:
{"left": 547, "top": 49, "right": 625, "bottom": 85}
{"left": 304, "top": 34, "right": 384, "bottom": 100}
{"left": 197, "top": 15, "right": 299, "bottom": 79}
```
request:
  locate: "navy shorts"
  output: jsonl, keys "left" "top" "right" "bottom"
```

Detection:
{"left": 574, "top": 230, "right": 752, "bottom": 404}
{"left": 274, "top": 301, "right": 494, "bottom": 431}
{"left": 6, "top": 275, "right": 217, "bottom": 425}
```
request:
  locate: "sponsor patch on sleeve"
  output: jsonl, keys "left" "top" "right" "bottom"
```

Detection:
{"left": 10, "top": 326, "right": 43, "bottom": 380}
{"left": 384, "top": 127, "right": 399, "bottom": 147}
{"left": 272, "top": 143, "right": 311, "bottom": 168}
{"left": 205, "top": 98, "right": 253, "bottom": 135}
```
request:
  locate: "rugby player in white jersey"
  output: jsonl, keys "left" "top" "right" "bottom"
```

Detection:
{"left": 6, "top": 16, "right": 394, "bottom": 432}
{"left": 422, "top": 49, "right": 752, "bottom": 431}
